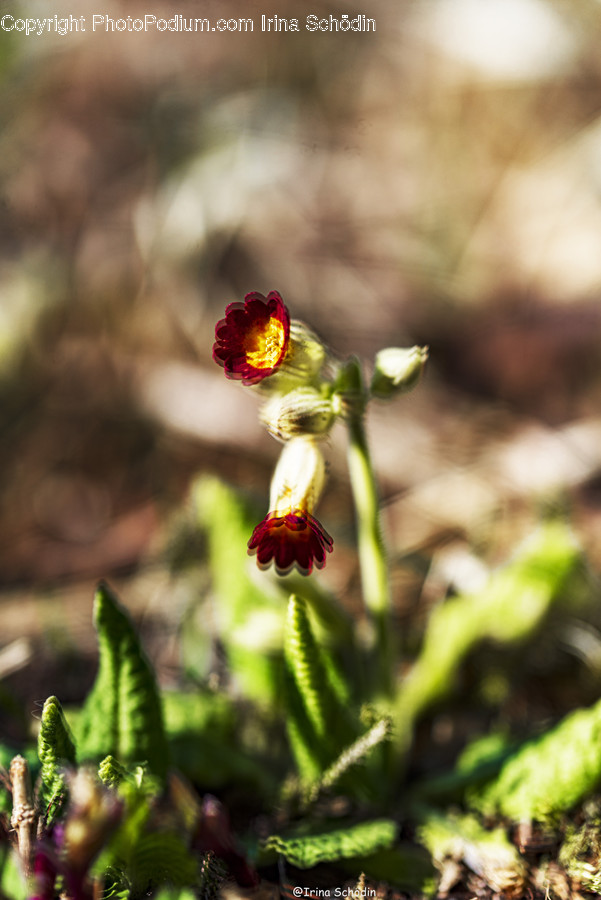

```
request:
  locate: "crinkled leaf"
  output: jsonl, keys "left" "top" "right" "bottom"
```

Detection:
{"left": 473, "top": 697, "right": 601, "bottom": 822}
{"left": 282, "top": 660, "right": 324, "bottom": 785}
{"left": 128, "top": 832, "right": 198, "bottom": 891}
{"left": 395, "top": 522, "right": 580, "bottom": 748}
{"left": 285, "top": 596, "right": 355, "bottom": 745}
{"left": 98, "top": 755, "right": 134, "bottom": 789}
{"left": 264, "top": 819, "right": 398, "bottom": 868}
{"left": 284, "top": 596, "right": 357, "bottom": 785}
{"left": 78, "top": 582, "right": 169, "bottom": 782}
{"left": 37, "top": 695, "right": 77, "bottom": 806}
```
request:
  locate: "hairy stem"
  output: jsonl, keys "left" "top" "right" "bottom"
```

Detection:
{"left": 344, "top": 358, "right": 392, "bottom": 697}
{"left": 10, "top": 755, "right": 36, "bottom": 877}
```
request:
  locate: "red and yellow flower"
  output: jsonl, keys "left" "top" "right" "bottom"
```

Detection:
{"left": 213, "top": 287, "right": 335, "bottom": 575}
{"left": 247, "top": 436, "right": 333, "bottom": 576}
{"left": 212, "top": 291, "right": 290, "bottom": 386}
{"left": 248, "top": 509, "right": 333, "bottom": 576}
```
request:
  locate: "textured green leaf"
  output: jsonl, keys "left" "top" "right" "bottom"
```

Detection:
{"left": 410, "top": 732, "right": 517, "bottom": 805}
{"left": 473, "top": 697, "right": 601, "bottom": 822}
{"left": 99, "top": 755, "right": 134, "bottom": 789}
{"left": 162, "top": 689, "right": 235, "bottom": 739}
{"left": 285, "top": 596, "right": 355, "bottom": 756}
{"left": 278, "top": 573, "right": 354, "bottom": 643}
{"left": 77, "top": 582, "right": 169, "bottom": 782}
{"left": 264, "top": 818, "right": 398, "bottom": 868}
{"left": 91, "top": 772, "right": 190, "bottom": 895}
{"left": 282, "top": 660, "right": 325, "bottom": 784}
{"left": 283, "top": 596, "right": 360, "bottom": 787}
{"left": 395, "top": 522, "right": 580, "bottom": 748}
{"left": 128, "top": 832, "right": 198, "bottom": 890}
{"left": 285, "top": 595, "right": 331, "bottom": 741}
{"left": 37, "top": 695, "right": 77, "bottom": 805}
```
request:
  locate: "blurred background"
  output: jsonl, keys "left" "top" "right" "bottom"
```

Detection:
{"left": 1, "top": 0, "right": 601, "bottom": 746}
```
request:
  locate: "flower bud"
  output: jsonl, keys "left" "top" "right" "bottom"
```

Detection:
{"left": 370, "top": 346, "right": 428, "bottom": 398}
{"left": 269, "top": 436, "right": 326, "bottom": 514}
{"left": 260, "top": 388, "right": 336, "bottom": 441}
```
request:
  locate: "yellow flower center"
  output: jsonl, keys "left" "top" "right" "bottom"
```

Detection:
{"left": 246, "top": 318, "right": 286, "bottom": 369}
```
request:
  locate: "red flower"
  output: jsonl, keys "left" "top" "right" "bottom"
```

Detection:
{"left": 248, "top": 509, "right": 333, "bottom": 576}
{"left": 213, "top": 291, "right": 290, "bottom": 385}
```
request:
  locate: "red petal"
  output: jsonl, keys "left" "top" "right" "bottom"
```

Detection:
{"left": 248, "top": 511, "right": 333, "bottom": 576}
{"left": 212, "top": 292, "right": 290, "bottom": 385}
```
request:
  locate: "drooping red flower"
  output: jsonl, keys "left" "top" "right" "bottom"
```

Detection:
{"left": 248, "top": 509, "right": 333, "bottom": 576}
{"left": 213, "top": 291, "right": 290, "bottom": 385}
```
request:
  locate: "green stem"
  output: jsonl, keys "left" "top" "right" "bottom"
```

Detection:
{"left": 343, "top": 359, "right": 392, "bottom": 697}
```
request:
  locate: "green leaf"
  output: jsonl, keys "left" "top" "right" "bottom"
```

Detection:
{"left": 280, "top": 574, "right": 354, "bottom": 645}
{"left": 99, "top": 755, "right": 134, "bottom": 789}
{"left": 37, "top": 695, "right": 77, "bottom": 806}
{"left": 473, "top": 697, "right": 601, "bottom": 822}
{"left": 285, "top": 596, "right": 355, "bottom": 743}
{"left": 282, "top": 661, "right": 325, "bottom": 785}
{"left": 285, "top": 595, "right": 332, "bottom": 742}
{"left": 194, "top": 476, "right": 285, "bottom": 706}
{"left": 128, "top": 832, "right": 198, "bottom": 890}
{"left": 344, "top": 846, "right": 436, "bottom": 893}
{"left": 395, "top": 521, "right": 580, "bottom": 750}
{"left": 264, "top": 819, "right": 398, "bottom": 868}
{"left": 153, "top": 890, "right": 197, "bottom": 900}
{"left": 77, "top": 582, "right": 169, "bottom": 782}
{"left": 163, "top": 690, "right": 276, "bottom": 794}
{"left": 284, "top": 596, "right": 356, "bottom": 783}
{"left": 92, "top": 773, "right": 197, "bottom": 895}
{"left": 410, "top": 731, "right": 517, "bottom": 805}
{"left": 0, "top": 847, "right": 28, "bottom": 900}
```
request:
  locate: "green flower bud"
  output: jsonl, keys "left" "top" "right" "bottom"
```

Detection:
{"left": 370, "top": 346, "right": 428, "bottom": 398}
{"left": 288, "top": 320, "right": 327, "bottom": 378}
{"left": 260, "top": 387, "right": 336, "bottom": 441}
